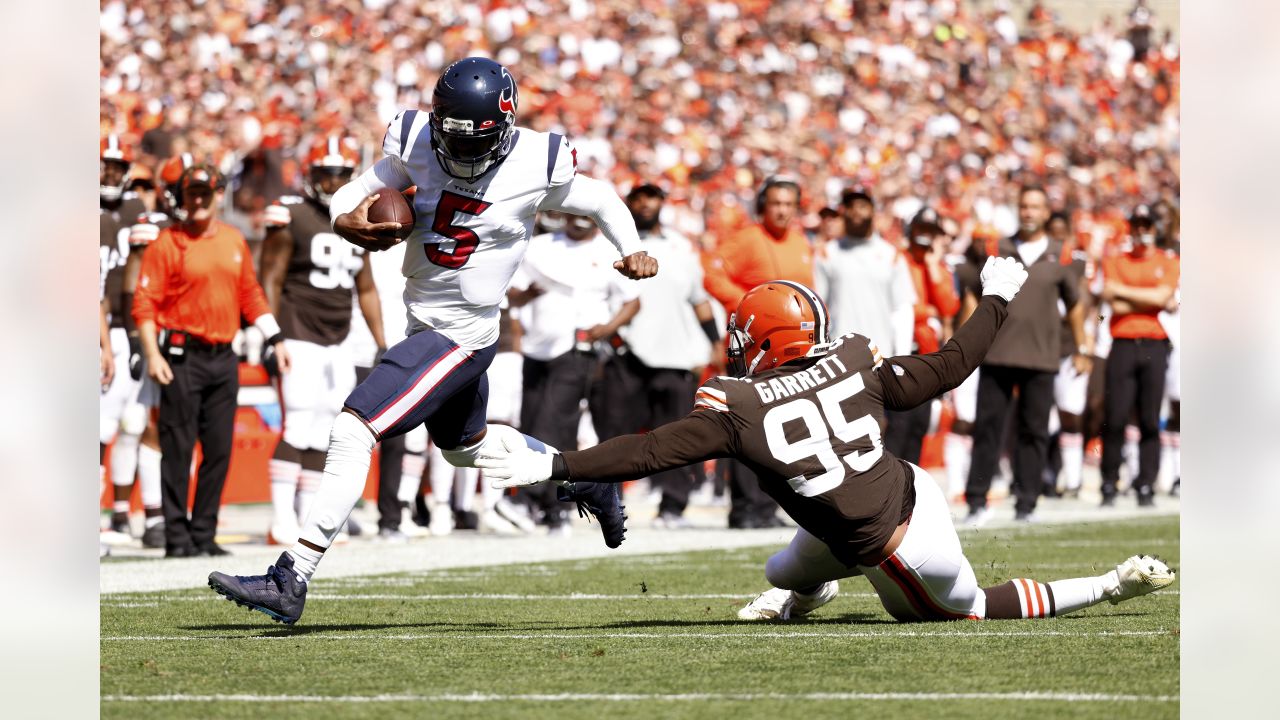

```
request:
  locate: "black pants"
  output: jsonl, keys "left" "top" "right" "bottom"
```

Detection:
{"left": 884, "top": 402, "right": 932, "bottom": 466}
{"left": 157, "top": 345, "right": 238, "bottom": 550}
{"left": 1101, "top": 338, "right": 1169, "bottom": 498}
{"left": 520, "top": 352, "right": 602, "bottom": 525}
{"left": 598, "top": 353, "right": 699, "bottom": 516}
{"left": 964, "top": 364, "right": 1056, "bottom": 515}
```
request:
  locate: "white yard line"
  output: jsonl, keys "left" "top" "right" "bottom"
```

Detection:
{"left": 100, "top": 589, "right": 1178, "bottom": 607}
{"left": 102, "top": 629, "right": 1172, "bottom": 641}
{"left": 101, "top": 690, "right": 1178, "bottom": 703}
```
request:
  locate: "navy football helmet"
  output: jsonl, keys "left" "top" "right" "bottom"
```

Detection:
{"left": 429, "top": 57, "right": 519, "bottom": 181}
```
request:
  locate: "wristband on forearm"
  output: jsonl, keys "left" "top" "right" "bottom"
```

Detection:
{"left": 700, "top": 318, "right": 722, "bottom": 344}
{"left": 551, "top": 454, "right": 571, "bottom": 481}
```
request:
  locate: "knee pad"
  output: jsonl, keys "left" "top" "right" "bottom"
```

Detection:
{"left": 120, "top": 402, "right": 148, "bottom": 437}
{"left": 330, "top": 412, "right": 377, "bottom": 456}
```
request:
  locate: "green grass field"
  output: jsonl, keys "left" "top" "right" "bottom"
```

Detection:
{"left": 101, "top": 515, "right": 1179, "bottom": 719}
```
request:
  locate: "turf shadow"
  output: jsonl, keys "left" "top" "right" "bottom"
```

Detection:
{"left": 591, "top": 612, "right": 895, "bottom": 630}
{"left": 183, "top": 620, "right": 507, "bottom": 636}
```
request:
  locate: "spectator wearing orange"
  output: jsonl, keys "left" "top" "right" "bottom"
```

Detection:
{"left": 133, "top": 165, "right": 292, "bottom": 557}
{"left": 702, "top": 175, "right": 811, "bottom": 529}
{"left": 702, "top": 175, "right": 814, "bottom": 315}
{"left": 1098, "top": 205, "right": 1179, "bottom": 507}
{"left": 884, "top": 208, "right": 962, "bottom": 465}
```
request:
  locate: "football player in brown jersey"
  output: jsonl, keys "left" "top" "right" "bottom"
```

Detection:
{"left": 99, "top": 135, "right": 159, "bottom": 546}
{"left": 259, "top": 137, "right": 387, "bottom": 544}
{"left": 479, "top": 258, "right": 1176, "bottom": 622}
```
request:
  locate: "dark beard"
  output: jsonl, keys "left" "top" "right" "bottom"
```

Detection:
{"left": 847, "top": 219, "right": 872, "bottom": 238}
{"left": 633, "top": 215, "right": 659, "bottom": 232}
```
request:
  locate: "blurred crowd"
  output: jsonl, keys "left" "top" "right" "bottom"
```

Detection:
{"left": 100, "top": 0, "right": 1178, "bottom": 252}
{"left": 100, "top": 0, "right": 1180, "bottom": 548}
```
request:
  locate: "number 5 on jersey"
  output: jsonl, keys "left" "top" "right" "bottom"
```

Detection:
{"left": 763, "top": 373, "right": 885, "bottom": 497}
{"left": 426, "top": 190, "right": 492, "bottom": 269}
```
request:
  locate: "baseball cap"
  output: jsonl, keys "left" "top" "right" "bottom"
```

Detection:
{"left": 1129, "top": 204, "right": 1154, "bottom": 226}
{"left": 180, "top": 164, "right": 224, "bottom": 192}
{"left": 908, "top": 207, "right": 943, "bottom": 244}
{"left": 627, "top": 182, "right": 667, "bottom": 201}
{"left": 840, "top": 183, "right": 874, "bottom": 206}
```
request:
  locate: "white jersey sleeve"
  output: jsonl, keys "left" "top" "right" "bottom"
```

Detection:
{"left": 540, "top": 173, "right": 641, "bottom": 259}
{"left": 382, "top": 109, "right": 432, "bottom": 163}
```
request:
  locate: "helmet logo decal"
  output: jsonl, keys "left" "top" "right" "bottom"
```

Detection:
{"left": 479, "top": 120, "right": 495, "bottom": 129}
{"left": 498, "top": 68, "right": 517, "bottom": 114}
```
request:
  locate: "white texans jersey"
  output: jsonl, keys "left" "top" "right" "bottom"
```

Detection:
{"left": 381, "top": 109, "right": 581, "bottom": 350}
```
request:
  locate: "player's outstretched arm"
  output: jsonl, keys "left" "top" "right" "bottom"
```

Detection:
{"left": 880, "top": 257, "right": 1026, "bottom": 410}
{"left": 477, "top": 412, "right": 733, "bottom": 488}
{"left": 541, "top": 174, "right": 657, "bottom": 279}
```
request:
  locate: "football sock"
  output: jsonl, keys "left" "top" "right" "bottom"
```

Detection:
{"left": 400, "top": 451, "right": 426, "bottom": 502}
{"left": 454, "top": 468, "right": 478, "bottom": 512}
{"left": 982, "top": 576, "right": 1106, "bottom": 619}
{"left": 480, "top": 468, "right": 503, "bottom": 511}
{"left": 943, "top": 433, "right": 972, "bottom": 499}
{"left": 296, "top": 469, "right": 322, "bottom": 526}
{"left": 1059, "top": 432, "right": 1084, "bottom": 492}
{"left": 296, "top": 412, "right": 375, "bottom": 553}
{"left": 137, "top": 443, "right": 162, "bottom": 514}
{"left": 428, "top": 443, "right": 454, "bottom": 506}
{"left": 269, "top": 456, "right": 302, "bottom": 532}
{"left": 286, "top": 543, "right": 324, "bottom": 584}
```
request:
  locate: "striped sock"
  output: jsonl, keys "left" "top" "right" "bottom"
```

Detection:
{"left": 984, "top": 576, "right": 1106, "bottom": 619}
{"left": 1059, "top": 432, "right": 1084, "bottom": 491}
{"left": 269, "top": 458, "right": 302, "bottom": 531}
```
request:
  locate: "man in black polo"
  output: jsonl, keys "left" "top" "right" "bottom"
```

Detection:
{"left": 963, "top": 186, "right": 1090, "bottom": 525}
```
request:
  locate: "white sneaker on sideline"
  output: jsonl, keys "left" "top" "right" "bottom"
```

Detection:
{"left": 429, "top": 503, "right": 454, "bottom": 536}
{"left": 480, "top": 510, "right": 521, "bottom": 535}
{"left": 963, "top": 507, "right": 991, "bottom": 528}
{"left": 493, "top": 498, "right": 538, "bottom": 533}
{"left": 1103, "top": 555, "right": 1176, "bottom": 605}
{"left": 738, "top": 581, "right": 839, "bottom": 620}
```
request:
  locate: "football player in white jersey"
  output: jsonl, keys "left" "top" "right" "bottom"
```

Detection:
{"left": 209, "top": 57, "right": 657, "bottom": 624}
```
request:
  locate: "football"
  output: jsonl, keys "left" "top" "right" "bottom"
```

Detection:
{"left": 367, "top": 189, "right": 415, "bottom": 239}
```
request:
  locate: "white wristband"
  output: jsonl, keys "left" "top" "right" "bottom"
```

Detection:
{"left": 254, "top": 313, "right": 282, "bottom": 341}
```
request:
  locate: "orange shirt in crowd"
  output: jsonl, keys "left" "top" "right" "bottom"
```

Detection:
{"left": 904, "top": 253, "right": 961, "bottom": 354}
{"left": 132, "top": 221, "right": 272, "bottom": 344}
{"left": 1103, "top": 246, "right": 1179, "bottom": 340}
{"left": 702, "top": 222, "right": 814, "bottom": 315}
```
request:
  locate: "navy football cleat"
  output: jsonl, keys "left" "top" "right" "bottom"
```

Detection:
{"left": 558, "top": 481, "right": 627, "bottom": 549}
{"left": 208, "top": 552, "right": 307, "bottom": 624}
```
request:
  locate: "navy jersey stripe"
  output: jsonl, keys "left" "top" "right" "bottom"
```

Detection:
{"left": 399, "top": 110, "right": 418, "bottom": 158}
{"left": 546, "top": 132, "right": 563, "bottom": 183}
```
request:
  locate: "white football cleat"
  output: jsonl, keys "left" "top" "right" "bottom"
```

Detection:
{"left": 1103, "top": 554, "right": 1176, "bottom": 605}
{"left": 738, "top": 581, "right": 839, "bottom": 621}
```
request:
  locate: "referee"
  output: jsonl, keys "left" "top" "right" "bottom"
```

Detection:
{"left": 133, "top": 165, "right": 291, "bottom": 557}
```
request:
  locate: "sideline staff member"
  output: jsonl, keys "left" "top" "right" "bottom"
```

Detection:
{"left": 133, "top": 165, "right": 292, "bottom": 557}
{"left": 1098, "top": 205, "right": 1179, "bottom": 507}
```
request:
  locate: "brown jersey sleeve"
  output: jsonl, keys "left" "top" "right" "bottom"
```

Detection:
{"left": 878, "top": 295, "right": 1008, "bottom": 410}
{"left": 560, "top": 408, "right": 738, "bottom": 483}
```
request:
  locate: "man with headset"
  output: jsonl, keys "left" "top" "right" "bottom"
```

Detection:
{"left": 703, "top": 175, "right": 814, "bottom": 528}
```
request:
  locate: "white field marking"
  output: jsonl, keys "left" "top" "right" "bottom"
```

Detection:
{"left": 100, "top": 691, "right": 1178, "bottom": 703}
{"left": 99, "top": 589, "right": 1179, "bottom": 606}
{"left": 103, "top": 592, "right": 872, "bottom": 604}
{"left": 101, "top": 629, "right": 1172, "bottom": 641}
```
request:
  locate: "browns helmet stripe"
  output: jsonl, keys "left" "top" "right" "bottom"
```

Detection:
{"left": 770, "top": 280, "right": 829, "bottom": 345}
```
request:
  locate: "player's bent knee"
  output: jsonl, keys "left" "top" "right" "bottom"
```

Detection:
{"left": 764, "top": 550, "right": 805, "bottom": 590}
{"left": 331, "top": 410, "right": 377, "bottom": 452}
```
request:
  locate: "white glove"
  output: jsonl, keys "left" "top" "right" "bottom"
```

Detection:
{"left": 980, "top": 256, "right": 1028, "bottom": 303}
{"left": 474, "top": 428, "right": 556, "bottom": 489}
